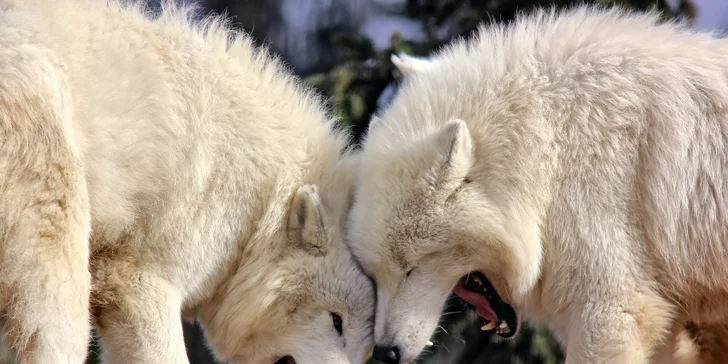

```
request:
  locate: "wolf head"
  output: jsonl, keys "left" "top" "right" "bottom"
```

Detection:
{"left": 198, "top": 183, "right": 375, "bottom": 364}
{"left": 348, "top": 120, "right": 532, "bottom": 363}
{"left": 348, "top": 51, "right": 543, "bottom": 362}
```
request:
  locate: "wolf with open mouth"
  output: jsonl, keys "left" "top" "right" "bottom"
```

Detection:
{"left": 347, "top": 6, "right": 728, "bottom": 364}
{"left": 454, "top": 272, "right": 518, "bottom": 338}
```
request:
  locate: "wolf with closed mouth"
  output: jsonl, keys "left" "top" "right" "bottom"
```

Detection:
{"left": 347, "top": 6, "right": 728, "bottom": 364}
{"left": 0, "top": 0, "right": 374, "bottom": 363}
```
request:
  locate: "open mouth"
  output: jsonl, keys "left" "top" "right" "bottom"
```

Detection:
{"left": 273, "top": 356, "right": 296, "bottom": 364}
{"left": 452, "top": 271, "right": 518, "bottom": 338}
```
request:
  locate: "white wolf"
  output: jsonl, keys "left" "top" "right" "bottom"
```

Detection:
{"left": 347, "top": 6, "right": 728, "bottom": 364}
{"left": 0, "top": 0, "right": 374, "bottom": 363}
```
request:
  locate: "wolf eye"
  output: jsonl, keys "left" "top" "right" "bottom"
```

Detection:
{"left": 331, "top": 313, "right": 343, "bottom": 335}
{"left": 406, "top": 268, "right": 413, "bottom": 277}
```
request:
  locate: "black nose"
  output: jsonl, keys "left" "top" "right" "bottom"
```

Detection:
{"left": 373, "top": 345, "right": 400, "bottom": 364}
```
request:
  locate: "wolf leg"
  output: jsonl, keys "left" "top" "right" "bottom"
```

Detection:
{"left": 0, "top": 129, "right": 92, "bottom": 364}
{"left": 564, "top": 287, "right": 674, "bottom": 364}
{"left": 0, "top": 13, "right": 92, "bottom": 363}
{"left": 93, "top": 260, "right": 190, "bottom": 364}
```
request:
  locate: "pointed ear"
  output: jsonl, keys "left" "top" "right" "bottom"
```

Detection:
{"left": 433, "top": 119, "right": 474, "bottom": 185}
{"left": 391, "top": 52, "right": 434, "bottom": 77}
{"left": 288, "top": 184, "right": 329, "bottom": 255}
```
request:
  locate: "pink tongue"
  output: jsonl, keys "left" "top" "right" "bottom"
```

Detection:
{"left": 453, "top": 282, "right": 498, "bottom": 321}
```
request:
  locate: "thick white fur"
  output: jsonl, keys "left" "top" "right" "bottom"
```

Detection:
{"left": 0, "top": 0, "right": 374, "bottom": 363}
{"left": 348, "top": 6, "right": 728, "bottom": 364}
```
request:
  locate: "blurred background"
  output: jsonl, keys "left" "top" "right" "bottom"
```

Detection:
{"left": 0, "top": 0, "right": 724, "bottom": 363}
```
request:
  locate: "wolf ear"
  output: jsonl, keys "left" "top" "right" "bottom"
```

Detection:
{"left": 433, "top": 119, "right": 474, "bottom": 186}
{"left": 391, "top": 52, "right": 434, "bottom": 77}
{"left": 288, "top": 185, "right": 330, "bottom": 255}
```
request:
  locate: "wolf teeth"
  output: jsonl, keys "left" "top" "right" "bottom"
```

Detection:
{"left": 473, "top": 276, "right": 482, "bottom": 285}
{"left": 425, "top": 341, "right": 433, "bottom": 347}
{"left": 481, "top": 321, "right": 496, "bottom": 331}
{"left": 499, "top": 321, "right": 508, "bottom": 329}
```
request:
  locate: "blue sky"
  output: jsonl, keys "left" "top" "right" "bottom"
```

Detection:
{"left": 671, "top": 0, "right": 728, "bottom": 32}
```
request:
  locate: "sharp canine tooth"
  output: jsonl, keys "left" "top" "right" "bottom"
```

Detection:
{"left": 473, "top": 276, "right": 482, "bottom": 284}
{"left": 499, "top": 322, "right": 508, "bottom": 329}
{"left": 425, "top": 341, "right": 433, "bottom": 347}
{"left": 481, "top": 321, "right": 496, "bottom": 331}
